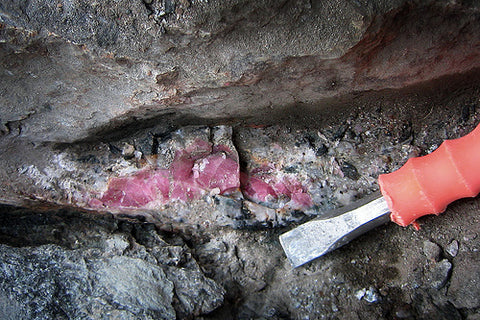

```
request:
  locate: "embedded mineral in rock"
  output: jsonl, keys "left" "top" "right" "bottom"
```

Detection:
{"left": 422, "top": 240, "right": 442, "bottom": 262}
{"left": 240, "top": 170, "right": 313, "bottom": 211}
{"left": 91, "top": 128, "right": 240, "bottom": 210}
{"left": 445, "top": 240, "right": 459, "bottom": 257}
{"left": 100, "top": 168, "right": 171, "bottom": 208}
{"left": 90, "top": 124, "right": 316, "bottom": 216}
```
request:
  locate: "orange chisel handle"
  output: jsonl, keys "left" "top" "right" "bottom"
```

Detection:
{"left": 378, "top": 122, "right": 480, "bottom": 227}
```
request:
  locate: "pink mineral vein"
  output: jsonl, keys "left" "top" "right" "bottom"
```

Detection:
{"left": 240, "top": 173, "right": 277, "bottom": 202}
{"left": 240, "top": 171, "right": 313, "bottom": 210}
{"left": 92, "top": 139, "right": 312, "bottom": 212}
{"left": 93, "top": 140, "right": 240, "bottom": 209}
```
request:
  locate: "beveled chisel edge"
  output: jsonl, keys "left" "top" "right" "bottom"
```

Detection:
{"left": 279, "top": 195, "right": 391, "bottom": 268}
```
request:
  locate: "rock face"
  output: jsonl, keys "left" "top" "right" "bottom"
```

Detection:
{"left": 0, "top": 247, "right": 176, "bottom": 319}
{"left": 1, "top": 0, "right": 480, "bottom": 319}
{"left": 0, "top": 89, "right": 479, "bottom": 319}
{"left": 1, "top": 1, "right": 480, "bottom": 142}
{"left": 1, "top": 191, "right": 480, "bottom": 319}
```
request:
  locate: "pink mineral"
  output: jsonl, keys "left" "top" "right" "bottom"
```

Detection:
{"left": 95, "top": 141, "right": 240, "bottom": 209}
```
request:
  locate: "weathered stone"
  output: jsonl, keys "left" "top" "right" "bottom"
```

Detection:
{"left": 166, "top": 267, "right": 225, "bottom": 317}
{"left": 445, "top": 240, "right": 459, "bottom": 257}
{"left": 0, "top": 209, "right": 225, "bottom": 319}
{"left": 92, "top": 256, "right": 176, "bottom": 318}
{"left": 2, "top": 1, "right": 480, "bottom": 143}
{"left": 426, "top": 259, "right": 452, "bottom": 290}
{"left": 0, "top": 243, "right": 175, "bottom": 320}
{"left": 422, "top": 240, "right": 442, "bottom": 262}
{"left": 1, "top": 1, "right": 480, "bottom": 319}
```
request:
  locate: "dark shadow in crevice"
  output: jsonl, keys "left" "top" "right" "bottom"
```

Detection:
{"left": 0, "top": 204, "right": 116, "bottom": 248}
{"left": 73, "top": 68, "right": 480, "bottom": 147}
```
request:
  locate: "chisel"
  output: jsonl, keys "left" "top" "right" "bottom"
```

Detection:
{"left": 280, "top": 122, "right": 480, "bottom": 268}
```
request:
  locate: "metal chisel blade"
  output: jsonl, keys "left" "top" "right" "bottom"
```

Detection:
{"left": 279, "top": 194, "right": 391, "bottom": 268}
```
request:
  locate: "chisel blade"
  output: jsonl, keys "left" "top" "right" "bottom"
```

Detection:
{"left": 279, "top": 194, "right": 391, "bottom": 268}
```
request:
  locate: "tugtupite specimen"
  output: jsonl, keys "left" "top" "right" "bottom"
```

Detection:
{"left": 96, "top": 137, "right": 241, "bottom": 209}
{"left": 91, "top": 126, "right": 314, "bottom": 214}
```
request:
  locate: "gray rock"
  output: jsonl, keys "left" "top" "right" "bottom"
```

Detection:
{"left": 104, "top": 233, "right": 130, "bottom": 254}
{"left": 1, "top": 1, "right": 480, "bottom": 145}
{"left": 0, "top": 1, "right": 480, "bottom": 319}
{"left": 92, "top": 256, "right": 176, "bottom": 318}
{"left": 467, "top": 314, "right": 480, "bottom": 320}
{"left": 445, "top": 240, "right": 459, "bottom": 257}
{"left": 166, "top": 267, "right": 225, "bottom": 317}
{"left": 364, "top": 287, "right": 380, "bottom": 303}
{"left": 0, "top": 222, "right": 224, "bottom": 319}
{"left": 0, "top": 287, "right": 28, "bottom": 320}
{"left": 427, "top": 259, "right": 452, "bottom": 290}
{"left": 423, "top": 240, "right": 442, "bottom": 262}
{"left": 0, "top": 244, "right": 111, "bottom": 320}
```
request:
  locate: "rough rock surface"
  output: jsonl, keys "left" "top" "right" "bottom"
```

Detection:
{"left": 0, "top": 208, "right": 224, "bottom": 319}
{"left": 1, "top": 0, "right": 480, "bottom": 319}
{"left": 1, "top": 183, "right": 480, "bottom": 319}
{"left": 1, "top": 81, "right": 480, "bottom": 318}
{"left": 2, "top": 74, "right": 480, "bottom": 229}
{"left": 1, "top": 1, "right": 480, "bottom": 142}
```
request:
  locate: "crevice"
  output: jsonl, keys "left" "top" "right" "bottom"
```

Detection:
{"left": 231, "top": 127, "right": 249, "bottom": 199}
{"left": 142, "top": 0, "right": 155, "bottom": 15}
